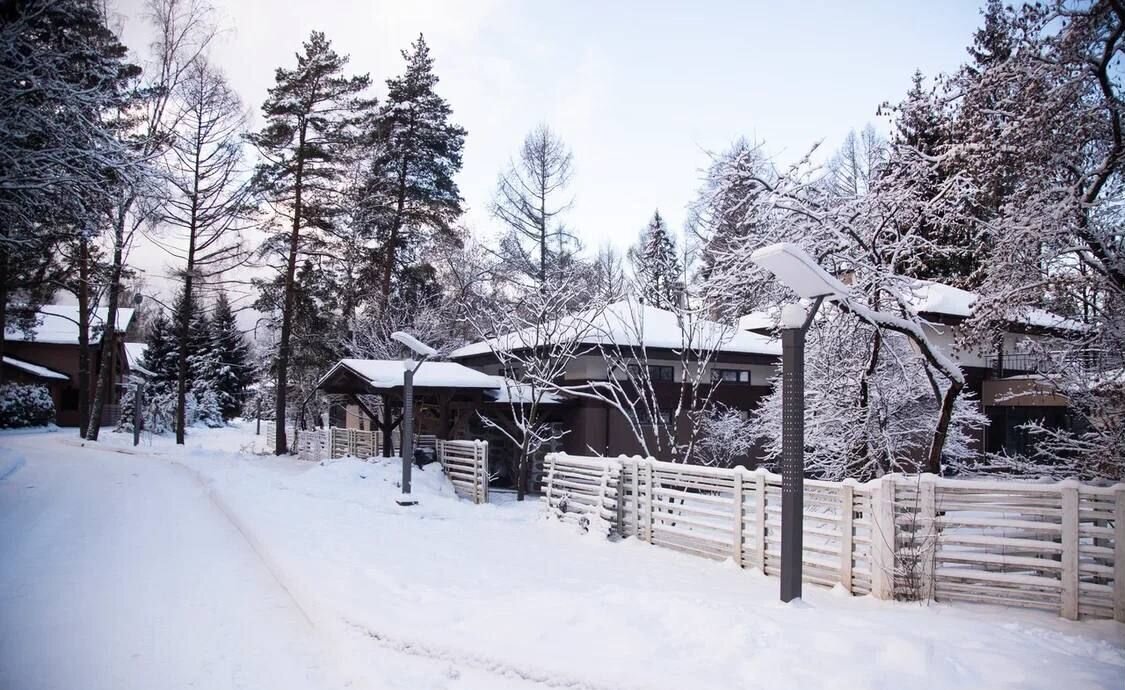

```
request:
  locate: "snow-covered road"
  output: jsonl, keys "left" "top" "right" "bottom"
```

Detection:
{"left": 0, "top": 433, "right": 341, "bottom": 690}
{"left": 1, "top": 427, "right": 1123, "bottom": 690}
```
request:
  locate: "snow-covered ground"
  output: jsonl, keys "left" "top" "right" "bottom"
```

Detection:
{"left": 1, "top": 425, "right": 1122, "bottom": 690}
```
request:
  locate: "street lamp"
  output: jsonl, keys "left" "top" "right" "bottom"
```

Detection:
{"left": 751, "top": 243, "right": 847, "bottom": 603}
{"left": 390, "top": 331, "right": 438, "bottom": 507}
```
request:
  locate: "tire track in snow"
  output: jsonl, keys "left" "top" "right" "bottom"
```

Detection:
{"left": 348, "top": 621, "right": 632, "bottom": 690}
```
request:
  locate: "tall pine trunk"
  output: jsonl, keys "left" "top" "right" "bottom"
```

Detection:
{"left": 378, "top": 113, "right": 415, "bottom": 308}
{"left": 86, "top": 205, "right": 128, "bottom": 441}
{"left": 77, "top": 237, "right": 91, "bottom": 436}
{"left": 175, "top": 118, "right": 204, "bottom": 446}
{"left": 274, "top": 125, "right": 307, "bottom": 455}
{"left": 0, "top": 247, "right": 8, "bottom": 386}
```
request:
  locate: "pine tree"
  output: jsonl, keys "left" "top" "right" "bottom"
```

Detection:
{"left": 629, "top": 210, "right": 683, "bottom": 310}
{"left": 140, "top": 311, "right": 180, "bottom": 389}
{"left": 248, "top": 31, "right": 373, "bottom": 454}
{"left": 210, "top": 291, "right": 253, "bottom": 420}
{"left": 0, "top": 0, "right": 140, "bottom": 384}
{"left": 367, "top": 34, "right": 466, "bottom": 308}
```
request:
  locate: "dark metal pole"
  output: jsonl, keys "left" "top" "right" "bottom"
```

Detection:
{"left": 256, "top": 398, "right": 261, "bottom": 436}
{"left": 133, "top": 381, "right": 144, "bottom": 446}
{"left": 780, "top": 325, "right": 805, "bottom": 602}
{"left": 397, "top": 367, "right": 417, "bottom": 505}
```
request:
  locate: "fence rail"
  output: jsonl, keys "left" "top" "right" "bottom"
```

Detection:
{"left": 437, "top": 440, "right": 489, "bottom": 504}
{"left": 542, "top": 452, "right": 1124, "bottom": 621}
{"left": 262, "top": 423, "right": 487, "bottom": 504}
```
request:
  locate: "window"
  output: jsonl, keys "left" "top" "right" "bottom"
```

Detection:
{"left": 627, "top": 363, "right": 675, "bottom": 382}
{"left": 712, "top": 368, "right": 751, "bottom": 384}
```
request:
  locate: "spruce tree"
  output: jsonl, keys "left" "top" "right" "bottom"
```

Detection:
{"left": 630, "top": 211, "right": 683, "bottom": 310}
{"left": 249, "top": 31, "right": 373, "bottom": 454}
{"left": 210, "top": 291, "right": 253, "bottom": 420}
{"left": 140, "top": 311, "right": 180, "bottom": 389}
{"left": 367, "top": 35, "right": 466, "bottom": 308}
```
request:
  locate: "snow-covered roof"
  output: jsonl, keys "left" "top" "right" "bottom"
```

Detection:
{"left": 321, "top": 359, "right": 502, "bottom": 390}
{"left": 1, "top": 355, "right": 69, "bottom": 381}
{"left": 738, "top": 309, "right": 779, "bottom": 332}
{"left": 123, "top": 342, "right": 153, "bottom": 377}
{"left": 736, "top": 280, "right": 1088, "bottom": 335}
{"left": 3, "top": 305, "right": 136, "bottom": 344}
{"left": 450, "top": 300, "right": 781, "bottom": 360}
{"left": 902, "top": 280, "right": 1087, "bottom": 332}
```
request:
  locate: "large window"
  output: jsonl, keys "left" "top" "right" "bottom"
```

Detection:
{"left": 712, "top": 368, "right": 751, "bottom": 384}
{"left": 627, "top": 363, "right": 674, "bottom": 382}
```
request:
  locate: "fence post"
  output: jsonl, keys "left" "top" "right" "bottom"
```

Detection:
{"left": 545, "top": 453, "right": 557, "bottom": 510}
{"left": 1114, "top": 485, "right": 1124, "bottom": 623}
{"left": 839, "top": 479, "right": 854, "bottom": 592}
{"left": 1061, "top": 482, "right": 1080, "bottom": 620}
{"left": 919, "top": 474, "right": 937, "bottom": 601}
{"left": 615, "top": 457, "right": 626, "bottom": 537}
{"left": 480, "top": 441, "right": 489, "bottom": 504}
{"left": 630, "top": 457, "right": 640, "bottom": 538}
{"left": 754, "top": 472, "right": 767, "bottom": 572}
{"left": 871, "top": 475, "right": 896, "bottom": 600}
{"left": 732, "top": 469, "right": 744, "bottom": 567}
{"left": 644, "top": 459, "right": 654, "bottom": 543}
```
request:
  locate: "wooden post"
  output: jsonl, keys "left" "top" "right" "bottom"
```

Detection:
{"left": 480, "top": 441, "right": 489, "bottom": 504}
{"left": 471, "top": 442, "right": 479, "bottom": 504}
{"left": 1114, "top": 486, "right": 1124, "bottom": 623}
{"left": 871, "top": 475, "right": 896, "bottom": 601}
{"left": 839, "top": 480, "right": 854, "bottom": 592}
{"left": 545, "top": 453, "right": 557, "bottom": 511}
{"left": 731, "top": 470, "right": 744, "bottom": 567}
{"left": 1061, "top": 483, "right": 1080, "bottom": 620}
{"left": 615, "top": 459, "right": 626, "bottom": 537}
{"left": 919, "top": 475, "right": 937, "bottom": 601}
{"left": 630, "top": 458, "right": 640, "bottom": 538}
{"left": 644, "top": 460, "right": 654, "bottom": 543}
{"left": 754, "top": 473, "right": 766, "bottom": 571}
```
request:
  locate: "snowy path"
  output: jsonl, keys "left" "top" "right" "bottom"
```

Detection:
{"left": 2, "top": 427, "right": 1123, "bottom": 690}
{"left": 0, "top": 434, "right": 341, "bottom": 690}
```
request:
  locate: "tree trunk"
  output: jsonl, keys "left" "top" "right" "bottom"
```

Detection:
{"left": 86, "top": 207, "right": 128, "bottom": 441}
{"left": 274, "top": 124, "right": 307, "bottom": 455}
{"left": 0, "top": 247, "right": 8, "bottom": 386}
{"left": 175, "top": 271, "right": 193, "bottom": 444}
{"left": 77, "top": 238, "right": 91, "bottom": 436}
{"left": 378, "top": 112, "right": 416, "bottom": 310}
{"left": 925, "top": 379, "right": 963, "bottom": 475}
{"left": 175, "top": 121, "right": 204, "bottom": 446}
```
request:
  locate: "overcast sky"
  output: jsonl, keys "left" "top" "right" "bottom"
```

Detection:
{"left": 112, "top": 0, "right": 988, "bottom": 303}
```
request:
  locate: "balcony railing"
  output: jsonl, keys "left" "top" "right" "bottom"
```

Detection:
{"left": 986, "top": 349, "right": 1123, "bottom": 379}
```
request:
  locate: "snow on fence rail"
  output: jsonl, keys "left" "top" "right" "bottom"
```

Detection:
{"left": 436, "top": 440, "right": 489, "bottom": 504}
{"left": 542, "top": 452, "right": 1125, "bottom": 621}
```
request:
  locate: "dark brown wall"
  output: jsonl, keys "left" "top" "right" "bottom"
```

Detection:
{"left": 3, "top": 340, "right": 127, "bottom": 427}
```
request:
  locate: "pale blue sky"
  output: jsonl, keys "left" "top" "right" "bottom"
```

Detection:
{"left": 117, "top": 0, "right": 987, "bottom": 283}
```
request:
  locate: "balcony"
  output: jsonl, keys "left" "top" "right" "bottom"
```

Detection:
{"left": 985, "top": 349, "right": 1123, "bottom": 380}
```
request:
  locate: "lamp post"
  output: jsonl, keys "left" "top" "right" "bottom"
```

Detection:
{"left": 751, "top": 243, "right": 845, "bottom": 602}
{"left": 391, "top": 331, "right": 438, "bottom": 506}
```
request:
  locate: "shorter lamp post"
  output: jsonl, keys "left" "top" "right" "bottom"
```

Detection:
{"left": 391, "top": 331, "right": 438, "bottom": 506}
{"left": 751, "top": 243, "right": 847, "bottom": 602}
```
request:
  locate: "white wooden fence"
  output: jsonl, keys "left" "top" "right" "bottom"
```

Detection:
{"left": 542, "top": 452, "right": 1125, "bottom": 621}
{"left": 262, "top": 423, "right": 488, "bottom": 505}
{"left": 436, "top": 440, "right": 489, "bottom": 504}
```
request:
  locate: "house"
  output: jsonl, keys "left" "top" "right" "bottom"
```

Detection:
{"left": 739, "top": 278, "right": 1094, "bottom": 458}
{"left": 446, "top": 300, "right": 780, "bottom": 463}
{"left": 2, "top": 305, "right": 137, "bottom": 427}
{"left": 316, "top": 301, "right": 779, "bottom": 473}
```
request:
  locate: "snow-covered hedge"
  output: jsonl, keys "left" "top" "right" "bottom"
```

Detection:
{"left": 0, "top": 383, "right": 56, "bottom": 428}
